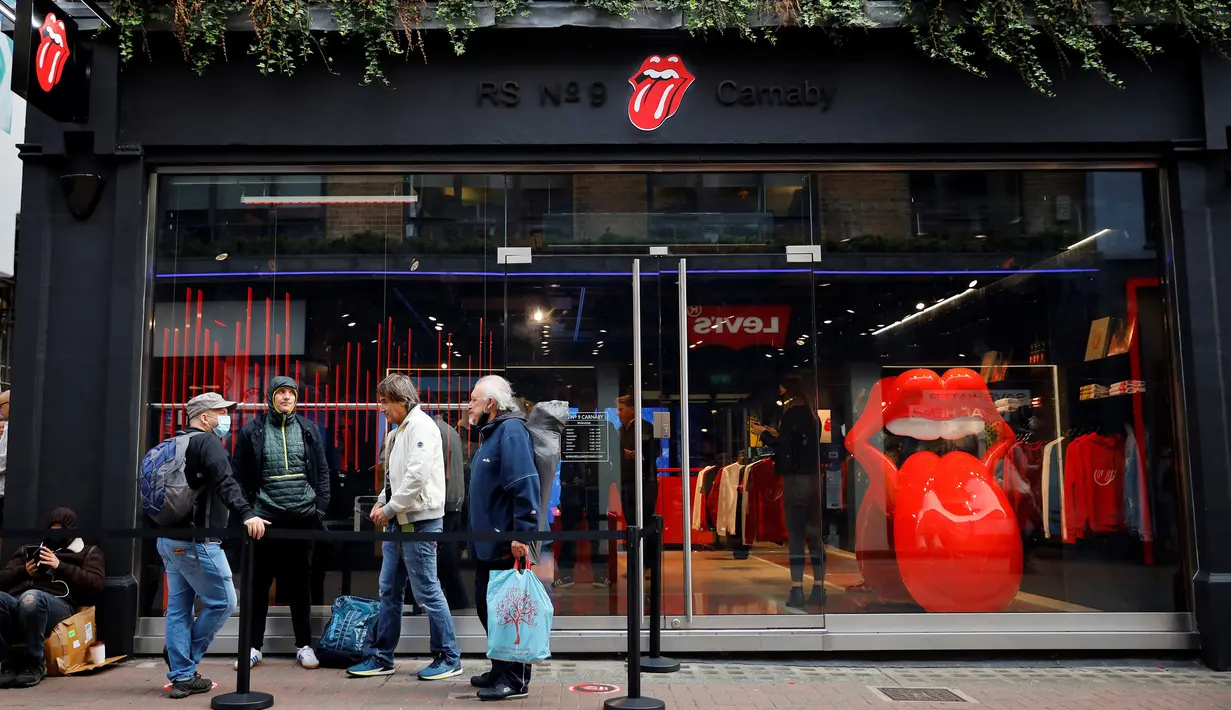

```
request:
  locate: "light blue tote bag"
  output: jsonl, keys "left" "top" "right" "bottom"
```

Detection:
{"left": 486, "top": 560, "right": 554, "bottom": 664}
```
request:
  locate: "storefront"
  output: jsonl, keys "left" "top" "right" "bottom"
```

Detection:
{"left": 10, "top": 24, "right": 1231, "bottom": 666}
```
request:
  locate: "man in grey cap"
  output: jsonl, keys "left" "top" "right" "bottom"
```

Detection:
{"left": 154, "top": 392, "right": 269, "bottom": 700}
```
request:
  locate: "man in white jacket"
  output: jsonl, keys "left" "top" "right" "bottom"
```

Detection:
{"left": 347, "top": 374, "right": 462, "bottom": 681}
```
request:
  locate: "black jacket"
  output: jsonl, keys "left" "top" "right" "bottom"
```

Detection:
{"left": 763, "top": 405, "right": 819, "bottom": 476}
{"left": 233, "top": 413, "right": 331, "bottom": 517}
{"left": 156, "top": 427, "right": 255, "bottom": 541}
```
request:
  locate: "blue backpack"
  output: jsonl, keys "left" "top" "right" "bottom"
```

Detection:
{"left": 315, "top": 596, "right": 380, "bottom": 668}
{"left": 139, "top": 430, "right": 204, "bottom": 525}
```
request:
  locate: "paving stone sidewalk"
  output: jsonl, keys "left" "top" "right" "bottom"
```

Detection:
{"left": 2, "top": 656, "right": 1231, "bottom": 709}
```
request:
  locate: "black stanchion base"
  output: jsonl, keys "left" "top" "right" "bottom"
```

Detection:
{"left": 640, "top": 655, "right": 681, "bottom": 674}
{"left": 604, "top": 695, "right": 666, "bottom": 710}
{"left": 211, "top": 691, "right": 275, "bottom": 710}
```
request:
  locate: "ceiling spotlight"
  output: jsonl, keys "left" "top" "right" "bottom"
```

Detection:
{"left": 974, "top": 234, "right": 987, "bottom": 239}
{"left": 600, "top": 329, "right": 607, "bottom": 333}
{"left": 428, "top": 316, "right": 437, "bottom": 322}
{"left": 434, "top": 325, "right": 443, "bottom": 331}
{"left": 775, "top": 400, "right": 783, "bottom": 406}
{"left": 915, "top": 303, "right": 925, "bottom": 310}
{"left": 441, "top": 363, "right": 448, "bottom": 370}
{"left": 371, "top": 339, "right": 377, "bottom": 344}
{"left": 847, "top": 309, "right": 855, "bottom": 314}
{"left": 765, "top": 353, "right": 772, "bottom": 359}
{"left": 532, "top": 310, "right": 544, "bottom": 322}
{"left": 341, "top": 313, "right": 350, "bottom": 319}
{"left": 969, "top": 280, "right": 978, "bottom": 288}
{"left": 701, "top": 428, "right": 709, "bottom": 433}
{"left": 796, "top": 339, "right": 805, "bottom": 346}
{"left": 347, "top": 322, "right": 356, "bottom": 327}
{"left": 214, "top": 253, "right": 228, "bottom": 261}
{"left": 823, "top": 320, "right": 832, "bottom": 325}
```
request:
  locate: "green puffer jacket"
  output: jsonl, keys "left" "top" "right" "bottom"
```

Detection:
{"left": 234, "top": 376, "right": 332, "bottom": 521}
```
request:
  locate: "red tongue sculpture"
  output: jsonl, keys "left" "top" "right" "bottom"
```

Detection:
{"left": 844, "top": 368, "right": 1023, "bottom": 612}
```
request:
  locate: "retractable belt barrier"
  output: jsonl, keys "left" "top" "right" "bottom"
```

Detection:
{"left": 4, "top": 524, "right": 667, "bottom": 710}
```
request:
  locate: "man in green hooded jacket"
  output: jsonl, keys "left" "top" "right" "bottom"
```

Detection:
{"left": 233, "top": 376, "right": 331, "bottom": 670}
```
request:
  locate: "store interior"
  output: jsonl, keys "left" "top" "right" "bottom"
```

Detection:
{"left": 139, "top": 169, "right": 1189, "bottom": 621}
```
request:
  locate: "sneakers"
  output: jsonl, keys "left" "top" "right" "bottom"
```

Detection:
{"left": 297, "top": 646, "right": 320, "bottom": 670}
{"left": 346, "top": 657, "right": 396, "bottom": 677}
{"left": 0, "top": 664, "right": 18, "bottom": 689}
{"left": 417, "top": 653, "right": 463, "bottom": 681}
{"left": 592, "top": 577, "right": 613, "bottom": 588}
{"left": 168, "top": 672, "right": 212, "bottom": 699}
{"left": 13, "top": 663, "right": 45, "bottom": 689}
{"left": 233, "top": 647, "right": 262, "bottom": 671}
{"left": 552, "top": 577, "right": 575, "bottom": 589}
{"left": 477, "top": 681, "right": 530, "bottom": 701}
{"left": 471, "top": 671, "right": 495, "bottom": 688}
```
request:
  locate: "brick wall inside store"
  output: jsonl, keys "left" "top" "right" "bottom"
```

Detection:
{"left": 572, "top": 174, "right": 649, "bottom": 241}
{"left": 325, "top": 176, "right": 404, "bottom": 239}
{"left": 816, "top": 173, "right": 912, "bottom": 241}
{"left": 1021, "top": 171, "right": 1089, "bottom": 234}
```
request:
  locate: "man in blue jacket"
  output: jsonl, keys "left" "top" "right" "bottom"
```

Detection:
{"left": 466, "top": 375, "right": 540, "bottom": 702}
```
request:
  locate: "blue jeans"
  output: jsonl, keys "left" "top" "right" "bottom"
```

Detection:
{"left": 157, "top": 538, "right": 237, "bottom": 682}
{"left": 0, "top": 590, "right": 75, "bottom": 666}
{"left": 369, "top": 518, "right": 459, "bottom": 666}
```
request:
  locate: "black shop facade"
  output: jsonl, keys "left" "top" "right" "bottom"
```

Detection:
{"left": 9, "top": 16, "right": 1231, "bottom": 668}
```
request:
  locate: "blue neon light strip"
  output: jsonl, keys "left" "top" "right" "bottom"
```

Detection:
{"left": 155, "top": 268, "right": 1098, "bottom": 279}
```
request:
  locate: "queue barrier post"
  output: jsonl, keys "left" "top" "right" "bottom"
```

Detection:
{"left": 604, "top": 525, "right": 666, "bottom": 710}
{"left": 640, "top": 515, "right": 679, "bottom": 674}
{"left": 211, "top": 534, "right": 275, "bottom": 710}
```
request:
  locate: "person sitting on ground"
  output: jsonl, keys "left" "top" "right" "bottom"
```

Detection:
{"left": 0, "top": 507, "right": 104, "bottom": 688}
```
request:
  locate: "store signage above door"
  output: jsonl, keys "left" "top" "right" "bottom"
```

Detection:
{"left": 688, "top": 306, "right": 792, "bottom": 350}
{"left": 11, "top": 0, "right": 90, "bottom": 123}
{"left": 477, "top": 53, "right": 835, "bottom": 131}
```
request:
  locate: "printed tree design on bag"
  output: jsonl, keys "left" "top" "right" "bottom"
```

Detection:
{"left": 495, "top": 585, "right": 539, "bottom": 645}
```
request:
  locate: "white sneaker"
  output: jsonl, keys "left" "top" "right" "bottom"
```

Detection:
{"left": 234, "top": 647, "right": 262, "bottom": 671}
{"left": 297, "top": 646, "right": 320, "bottom": 670}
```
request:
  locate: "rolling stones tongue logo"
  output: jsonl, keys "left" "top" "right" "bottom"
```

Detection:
{"left": 627, "top": 55, "right": 694, "bottom": 132}
{"left": 36, "top": 13, "right": 70, "bottom": 93}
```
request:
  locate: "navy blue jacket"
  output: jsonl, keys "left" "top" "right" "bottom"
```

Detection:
{"left": 468, "top": 412, "right": 540, "bottom": 563}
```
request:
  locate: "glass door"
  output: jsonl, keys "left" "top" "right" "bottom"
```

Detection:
{"left": 502, "top": 253, "right": 660, "bottom": 621}
{"left": 658, "top": 254, "right": 824, "bottom": 624}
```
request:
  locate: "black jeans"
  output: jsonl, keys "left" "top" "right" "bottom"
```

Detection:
{"left": 249, "top": 517, "right": 315, "bottom": 649}
{"left": 782, "top": 474, "right": 824, "bottom": 584}
{"left": 621, "top": 479, "right": 658, "bottom": 530}
{"left": 0, "top": 590, "right": 74, "bottom": 667}
{"left": 440, "top": 511, "right": 470, "bottom": 610}
{"left": 475, "top": 558, "right": 532, "bottom": 689}
{"left": 557, "top": 485, "right": 610, "bottom": 579}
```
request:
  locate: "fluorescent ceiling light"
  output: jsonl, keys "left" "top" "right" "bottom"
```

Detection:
{"left": 876, "top": 288, "right": 976, "bottom": 335}
{"left": 1067, "top": 228, "right": 1113, "bottom": 251}
{"left": 239, "top": 195, "right": 418, "bottom": 206}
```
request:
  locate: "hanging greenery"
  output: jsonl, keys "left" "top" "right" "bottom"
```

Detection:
{"left": 103, "top": 0, "right": 1231, "bottom": 95}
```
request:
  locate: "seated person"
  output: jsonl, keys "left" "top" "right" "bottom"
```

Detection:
{"left": 0, "top": 507, "right": 104, "bottom": 688}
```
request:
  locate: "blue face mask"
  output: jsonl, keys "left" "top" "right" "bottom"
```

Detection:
{"left": 213, "top": 414, "right": 232, "bottom": 439}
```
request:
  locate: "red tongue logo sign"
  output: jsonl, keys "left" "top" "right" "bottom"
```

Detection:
{"left": 628, "top": 54, "right": 694, "bottom": 131}
{"left": 36, "top": 13, "right": 70, "bottom": 93}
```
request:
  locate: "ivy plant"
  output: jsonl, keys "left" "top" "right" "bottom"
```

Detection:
{"left": 105, "top": 0, "right": 1231, "bottom": 96}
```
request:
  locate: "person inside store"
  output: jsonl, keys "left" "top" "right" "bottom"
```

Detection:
{"left": 348, "top": 374, "right": 461, "bottom": 681}
{"left": 467, "top": 375, "right": 540, "bottom": 701}
{"left": 154, "top": 392, "right": 269, "bottom": 700}
{"left": 232, "top": 376, "right": 331, "bottom": 672}
{"left": 436, "top": 411, "right": 470, "bottom": 610}
{"left": 751, "top": 374, "right": 825, "bottom": 609}
{"left": 617, "top": 394, "right": 659, "bottom": 573}
{"left": 0, "top": 507, "right": 103, "bottom": 688}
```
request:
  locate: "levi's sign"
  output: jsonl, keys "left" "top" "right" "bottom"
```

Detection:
{"left": 688, "top": 306, "right": 791, "bottom": 350}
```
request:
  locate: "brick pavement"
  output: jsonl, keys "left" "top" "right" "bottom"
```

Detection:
{"left": 0, "top": 657, "right": 1230, "bottom": 709}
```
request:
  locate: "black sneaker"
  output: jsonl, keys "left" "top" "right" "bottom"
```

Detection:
{"left": 808, "top": 586, "right": 827, "bottom": 607}
{"left": 477, "top": 681, "right": 529, "bottom": 701}
{"left": 786, "top": 587, "right": 806, "bottom": 609}
{"left": 0, "top": 664, "right": 18, "bottom": 689}
{"left": 168, "top": 673, "right": 213, "bottom": 699}
{"left": 471, "top": 671, "right": 495, "bottom": 688}
{"left": 14, "top": 664, "right": 44, "bottom": 688}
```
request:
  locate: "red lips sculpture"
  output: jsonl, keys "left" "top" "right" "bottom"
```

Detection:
{"left": 843, "top": 368, "right": 1023, "bottom": 613}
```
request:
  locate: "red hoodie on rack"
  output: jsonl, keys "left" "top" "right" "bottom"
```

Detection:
{"left": 1063, "top": 433, "right": 1126, "bottom": 541}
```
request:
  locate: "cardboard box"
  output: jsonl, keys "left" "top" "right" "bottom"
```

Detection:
{"left": 43, "top": 607, "right": 123, "bottom": 676}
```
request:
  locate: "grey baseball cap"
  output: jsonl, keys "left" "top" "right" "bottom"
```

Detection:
{"left": 185, "top": 392, "right": 237, "bottom": 423}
